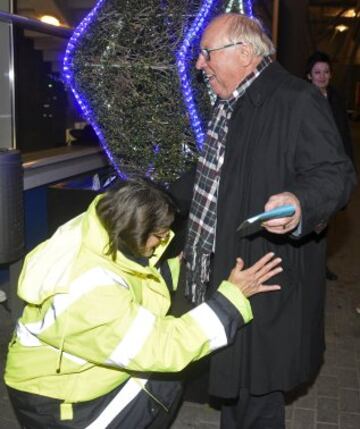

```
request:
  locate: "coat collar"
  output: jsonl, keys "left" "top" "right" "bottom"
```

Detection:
{"left": 244, "top": 61, "right": 289, "bottom": 107}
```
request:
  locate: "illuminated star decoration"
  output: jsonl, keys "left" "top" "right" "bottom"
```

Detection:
{"left": 63, "top": 1, "right": 253, "bottom": 179}
{"left": 176, "top": 0, "right": 219, "bottom": 152}
{"left": 63, "top": 0, "right": 204, "bottom": 182}
{"left": 63, "top": 0, "right": 126, "bottom": 179}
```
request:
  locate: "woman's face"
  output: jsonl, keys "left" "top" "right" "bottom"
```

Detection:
{"left": 141, "top": 229, "right": 170, "bottom": 257}
{"left": 308, "top": 61, "right": 331, "bottom": 93}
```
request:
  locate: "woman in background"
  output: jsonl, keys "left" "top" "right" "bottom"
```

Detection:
{"left": 306, "top": 51, "right": 354, "bottom": 165}
{"left": 306, "top": 51, "right": 355, "bottom": 281}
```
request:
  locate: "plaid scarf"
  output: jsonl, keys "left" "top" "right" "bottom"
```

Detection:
{"left": 184, "top": 56, "right": 272, "bottom": 304}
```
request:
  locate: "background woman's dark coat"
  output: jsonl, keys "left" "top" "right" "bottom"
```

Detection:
{"left": 327, "top": 85, "right": 355, "bottom": 166}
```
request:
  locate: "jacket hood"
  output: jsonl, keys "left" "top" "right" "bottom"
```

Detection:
{"left": 17, "top": 195, "right": 174, "bottom": 305}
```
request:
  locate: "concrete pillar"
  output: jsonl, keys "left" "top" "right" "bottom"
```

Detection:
{"left": 276, "top": 0, "right": 310, "bottom": 78}
{"left": 0, "top": 0, "right": 15, "bottom": 149}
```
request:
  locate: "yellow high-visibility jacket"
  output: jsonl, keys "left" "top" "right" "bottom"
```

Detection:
{"left": 5, "top": 196, "right": 253, "bottom": 422}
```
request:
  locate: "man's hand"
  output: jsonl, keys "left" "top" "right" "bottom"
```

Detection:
{"left": 262, "top": 192, "right": 301, "bottom": 234}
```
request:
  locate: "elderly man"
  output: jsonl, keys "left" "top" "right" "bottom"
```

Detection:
{"left": 174, "top": 13, "right": 356, "bottom": 429}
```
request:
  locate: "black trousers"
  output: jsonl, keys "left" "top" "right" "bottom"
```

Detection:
{"left": 7, "top": 384, "right": 183, "bottom": 429}
{"left": 220, "top": 389, "right": 285, "bottom": 429}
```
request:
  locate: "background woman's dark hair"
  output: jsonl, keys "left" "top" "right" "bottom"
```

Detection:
{"left": 305, "top": 51, "right": 332, "bottom": 78}
{"left": 96, "top": 179, "right": 177, "bottom": 260}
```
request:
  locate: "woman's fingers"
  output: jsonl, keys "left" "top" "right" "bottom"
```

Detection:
{"left": 256, "top": 284, "right": 281, "bottom": 293}
{"left": 249, "top": 285, "right": 281, "bottom": 296}
{"left": 229, "top": 252, "right": 283, "bottom": 297}
{"left": 244, "top": 281, "right": 281, "bottom": 298}
{"left": 247, "top": 252, "right": 275, "bottom": 274}
{"left": 245, "top": 253, "right": 282, "bottom": 284}
{"left": 255, "top": 258, "right": 281, "bottom": 283}
{"left": 228, "top": 253, "right": 283, "bottom": 297}
{"left": 257, "top": 266, "right": 283, "bottom": 285}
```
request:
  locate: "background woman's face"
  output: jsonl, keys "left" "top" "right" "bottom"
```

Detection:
{"left": 308, "top": 61, "right": 331, "bottom": 92}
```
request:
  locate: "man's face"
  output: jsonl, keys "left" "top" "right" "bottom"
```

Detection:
{"left": 196, "top": 21, "right": 246, "bottom": 99}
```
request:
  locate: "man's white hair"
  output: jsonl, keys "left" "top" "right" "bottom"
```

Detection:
{"left": 215, "top": 13, "right": 276, "bottom": 57}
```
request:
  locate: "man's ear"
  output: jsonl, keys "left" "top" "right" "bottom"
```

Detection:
{"left": 239, "top": 43, "right": 255, "bottom": 66}
{"left": 307, "top": 73, "right": 312, "bottom": 81}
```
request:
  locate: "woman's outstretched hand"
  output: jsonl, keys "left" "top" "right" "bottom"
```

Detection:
{"left": 228, "top": 252, "right": 282, "bottom": 298}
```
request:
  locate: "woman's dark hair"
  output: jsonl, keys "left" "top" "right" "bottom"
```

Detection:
{"left": 305, "top": 51, "right": 332, "bottom": 78}
{"left": 96, "top": 179, "right": 177, "bottom": 260}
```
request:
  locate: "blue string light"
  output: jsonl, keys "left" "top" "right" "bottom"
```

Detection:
{"left": 244, "top": 0, "right": 254, "bottom": 17}
{"left": 176, "top": 0, "right": 220, "bottom": 152}
{"left": 63, "top": 0, "right": 127, "bottom": 180}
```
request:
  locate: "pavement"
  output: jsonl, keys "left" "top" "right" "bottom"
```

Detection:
{"left": 1, "top": 123, "right": 359, "bottom": 428}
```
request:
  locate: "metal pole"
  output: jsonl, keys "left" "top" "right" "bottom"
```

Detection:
{"left": 0, "top": 10, "right": 72, "bottom": 38}
{"left": 272, "top": 0, "right": 280, "bottom": 56}
{"left": 272, "top": 0, "right": 279, "bottom": 47}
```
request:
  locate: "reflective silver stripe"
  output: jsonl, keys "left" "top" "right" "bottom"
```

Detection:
{"left": 16, "top": 321, "right": 42, "bottom": 346}
{"left": 106, "top": 307, "right": 156, "bottom": 367}
{"left": 59, "top": 350, "right": 87, "bottom": 365}
{"left": 16, "top": 321, "right": 87, "bottom": 365}
{"left": 85, "top": 378, "right": 146, "bottom": 429}
{"left": 25, "top": 268, "right": 128, "bottom": 335}
{"left": 188, "top": 303, "right": 228, "bottom": 351}
{"left": 18, "top": 267, "right": 131, "bottom": 367}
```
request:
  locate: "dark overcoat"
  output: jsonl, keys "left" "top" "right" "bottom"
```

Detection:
{"left": 206, "top": 62, "right": 356, "bottom": 397}
{"left": 327, "top": 85, "right": 354, "bottom": 166}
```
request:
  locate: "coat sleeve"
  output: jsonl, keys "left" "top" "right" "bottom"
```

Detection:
{"left": 328, "top": 87, "right": 355, "bottom": 167}
{"left": 286, "top": 88, "right": 357, "bottom": 236}
{"left": 162, "top": 165, "right": 196, "bottom": 258}
{"left": 35, "top": 277, "right": 252, "bottom": 374}
{"left": 168, "top": 164, "right": 196, "bottom": 216}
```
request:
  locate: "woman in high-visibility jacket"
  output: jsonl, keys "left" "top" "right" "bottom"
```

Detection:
{"left": 5, "top": 179, "right": 282, "bottom": 429}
